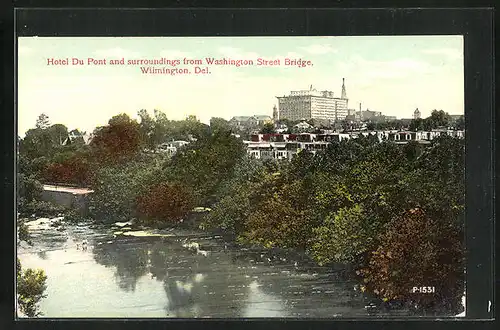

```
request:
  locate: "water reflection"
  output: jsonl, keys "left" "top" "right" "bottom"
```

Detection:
{"left": 19, "top": 222, "right": 371, "bottom": 318}
{"left": 88, "top": 233, "right": 367, "bottom": 318}
{"left": 93, "top": 239, "right": 149, "bottom": 292}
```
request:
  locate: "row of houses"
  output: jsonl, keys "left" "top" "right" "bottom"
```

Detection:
{"left": 245, "top": 129, "right": 465, "bottom": 160}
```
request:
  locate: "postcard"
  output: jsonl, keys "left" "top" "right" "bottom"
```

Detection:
{"left": 16, "top": 36, "right": 465, "bottom": 318}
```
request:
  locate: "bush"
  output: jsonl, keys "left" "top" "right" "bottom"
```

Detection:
{"left": 310, "top": 205, "right": 377, "bottom": 265}
{"left": 17, "top": 259, "right": 47, "bottom": 317}
{"left": 42, "top": 154, "right": 92, "bottom": 186}
{"left": 202, "top": 158, "right": 266, "bottom": 233}
{"left": 136, "top": 182, "right": 194, "bottom": 226}
{"left": 17, "top": 221, "right": 33, "bottom": 245}
{"left": 359, "top": 208, "right": 464, "bottom": 312}
{"left": 88, "top": 158, "right": 162, "bottom": 223}
{"left": 63, "top": 209, "right": 89, "bottom": 224}
{"left": 17, "top": 174, "right": 43, "bottom": 203}
{"left": 18, "top": 200, "right": 66, "bottom": 218}
{"left": 241, "top": 180, "right": 316, "bottom": 250}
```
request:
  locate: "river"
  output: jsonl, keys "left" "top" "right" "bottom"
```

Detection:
{"left": 17, "top": 216, "right": 405, "bottom": 318}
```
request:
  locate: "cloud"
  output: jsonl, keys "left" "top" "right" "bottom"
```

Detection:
{"left": 300, "top": 44, "right": 337, "bottom": 55}
{"left": 342, "top": 56, "right": 432, "bottom": 80}
{"left": 93, "top": 47, "right": 140, "bottom": 59}
{"left": 159, "top": 50, "right": 192, "bottom": 59}
{"left": 421, "top": 48, "right": 463, "bottom": 61}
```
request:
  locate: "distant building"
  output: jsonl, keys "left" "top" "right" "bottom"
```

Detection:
{"left": 276, "top": 79, "right": 349, "bottom": 121}
{"left": 62, "top": 131, "right": 93, "bottom": 145}
{"left": 413, "top": 108, "right": 421, "bottom": 119}
{"left": 360, "top": 109, "right": 382, "bottom": 121}
{"left": 449, "top": 114, "right": 463, "bottom": 122}
{"left": 229, "top": 115, "right": 273, "bottom": 129}
{"left": 294, "top": 121, "right": 313, "bottom": 130}
{"left": 272, "top": 105, "right": 279, "bottom": 121}
{"left": 158, "top": 140, "right": 189, "bottom": 156}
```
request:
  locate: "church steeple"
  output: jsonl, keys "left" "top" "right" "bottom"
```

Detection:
{"left": 272, "top": 104, "right": 278, "bottom": 121}
{"left": 341, "top": 78, "right": 347, "bottom": 99}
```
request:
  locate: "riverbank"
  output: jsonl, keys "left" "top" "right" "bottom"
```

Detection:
{"left": 18, "top": 215, "right": 375, "bottom": 318}
{"left": 18, "top": 212, "right": 465, "bottom": 318}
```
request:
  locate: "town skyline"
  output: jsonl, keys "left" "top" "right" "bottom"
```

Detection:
{"left": 18, "top": 36, "right": 464, "bottom": 136}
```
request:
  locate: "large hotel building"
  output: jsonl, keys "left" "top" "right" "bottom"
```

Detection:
{"left": 276, "top": 79, "right": 349, "bottom": 121}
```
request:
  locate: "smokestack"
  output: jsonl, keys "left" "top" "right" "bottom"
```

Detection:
{"left": 341, "top": 78, "right": 347, "bottom": 99}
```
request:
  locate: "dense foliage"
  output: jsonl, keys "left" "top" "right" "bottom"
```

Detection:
{"left": 359, "top": 208, "right": 464, "bottom": 311}
{"left": 162, "top": 131, "right": 247, "bottom": 206}
{"left": 88, "top": 154, "right": 167, "bottom": 223}
{"left": 17, "top": 224, "right": 47, "bottom": 317}
{"left": 17, "top": 263, "right": 48, "bottom": 317}
{"left": 204, "top": 135, "right": 464, "bottom": 312}
{"left": 18, "top": 109, "right": 465, "bottom": 313}
{"left": 136, "top": 182, "right": 194, "bottom": 226}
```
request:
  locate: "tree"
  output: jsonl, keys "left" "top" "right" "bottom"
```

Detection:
{"left": 409, "top": 118, "right": 425, "bottom": 131}
{"left": 17, "top": 225, "right": 47, "bottom": 317}
{"left": 259, "top": 122, "right": 275, "bottom": 134}
{"left": 210, "top": 117, "right": 232, "bottom": 135}
{"left": 17, "top": 266, "right": 48, "bottom": 317}
{"left": 163, "top": 131, "right": 246, "bottom": 205}
{"left": 136, "top": 182, "right": 194, "bottom": 226}
{"left": 43, "top": 153, "right": 92, "bottom": 186}
{"left": 88, "top": 156, "right": 165, "bottom": 223}
{"left": 242, "top": 179, "right": 313, "bottom": 250}
{"left": 138, "top": 109, "right": 156, "bottom": 150}
{"left": 454, "top": 115, "right": 465, "bottom": 130}
{"left": 17, "top": 173, "right": 43, "bottom": 203}
{"left": 47, "top": 124, "right": 69, "bottom": 146}
{"left": 202, "top": 157, "right": 265, "bottom": 233}
{"left": 310, "top": 205, "right": 375, "bottom": 265}
{"left": 359, "top": 208, "right": 464, "bottom": 312}
{"left": 35, "top": 113, "right": 50, "bottom": 129}
{"left": 90, "top": 113, "right": 142, "bottom": 163}
{"left": 427, "top": 110, "right": 451, "bottom": 129}
{"left": 152, "top": 109, "right": 172, "bottom": 144}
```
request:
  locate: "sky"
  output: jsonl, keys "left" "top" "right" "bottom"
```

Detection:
{"left": 17, "top": 36, "right": 464, "bottom": 136}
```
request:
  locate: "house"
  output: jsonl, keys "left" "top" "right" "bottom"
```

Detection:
{"left": 229, "top": 115, "right": 273, "bottom": 129}
{"left": 62, "top": 131, "right": 93, "bottom": 145}
{"left": 293, "top": 121, "right": 313, "bottom": 130}
{"left": 158, "top": 140, "right": 190, "bottom": 156}
{"left": 244, "top": 129, "right": 464, "bottom": 160}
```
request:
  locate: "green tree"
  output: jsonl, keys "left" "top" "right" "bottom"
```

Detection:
{"left": 88, "top": 155, "right": 166, "bottom": 223}
{"left": 202, "top": 157, "right": 265, "bottom": 233}
{"left": 35, "top": 113, "right": 50, "bottom": 129}
{"left": 427, "top": 110, "right": 451, "bottom": 129}
{"left": 454, "top": 115, "right": 465, "bottom": 130}
{"left": 17, "top": 225, "right": 47, "bottom": 317}
{"left": 17, "top": 264, "right": 48, "bottom": 317}
{"left": 310, "top": 205, "right": 375, "bottom": 265}
{"left": 163, "top": 131, "right": 246, "bottom": 206}
{"left": 210, "top": 117, "right": 232, "bottom": 135}
{"left": 259, "top": 122, "right": 276, "bottom": 134}
{"left": 409, "top": 118, "right": 425, "bottom": 131}
{"left": 138, "top": 109, "right": 156, "bottom": 150}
